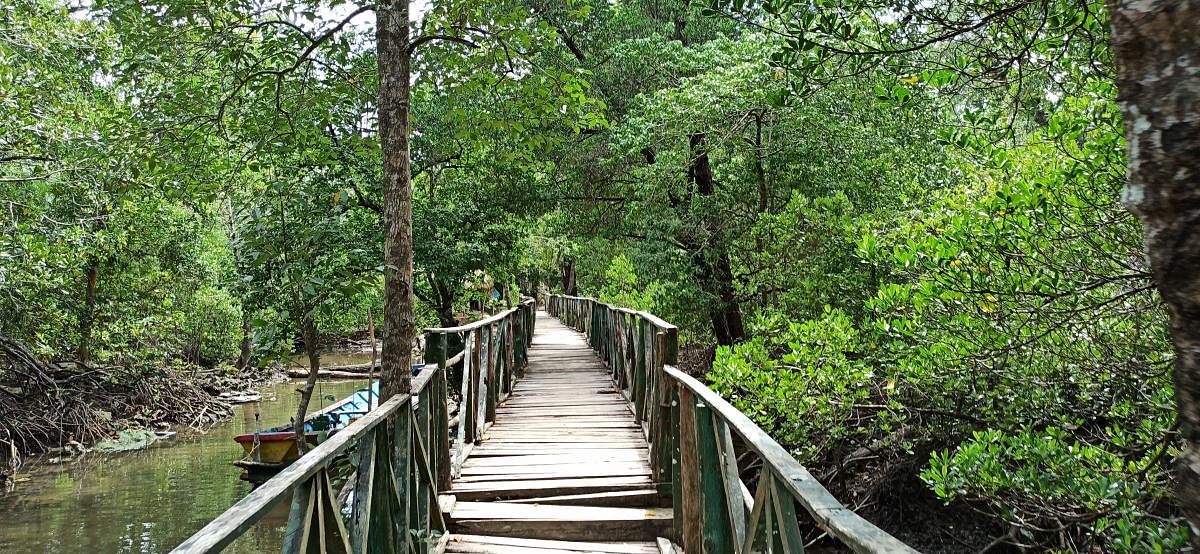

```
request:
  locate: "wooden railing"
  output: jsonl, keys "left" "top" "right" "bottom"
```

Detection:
{"left": 172, "top": 299, "right": 536, "bottom": 553}
{"left": 547, "top": 294, "right": 918, "bottom": 554}
{"left": 423, "top": 298, "right": 536, "bottom": 481}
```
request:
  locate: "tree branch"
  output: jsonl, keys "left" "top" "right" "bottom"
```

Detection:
{"left": 0, "top": 155, "right": 55, "bottom": 164}
{"left": 407, "top": 34, "right": 479, "bottom": 57}
{"left": 215, "top": 6, "right": 371, "bottom": 127}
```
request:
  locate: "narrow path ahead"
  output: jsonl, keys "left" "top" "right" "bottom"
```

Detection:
{"left": 442, "top": 311, "right": 673, "bottom": 553}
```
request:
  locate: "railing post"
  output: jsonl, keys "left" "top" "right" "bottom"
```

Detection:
{"left": 713, "top": 414, "right": 748, "bottom": 549}
{"left": 463, "top": 329, "right": 479, "bottom": 444}
{"left": 653, "top": 332, "right": 672, "bottom": 483}
{"left": 670, "top": 383, "right": 684, "bottom": 546}
{"left": 506, "top": 314, "right": 515, "bottom": 390}
{"left": 677, "top": 385, "right": 702, "bottom": 553}
{"left": 485, "top": 323, "right": 498, "bottom": 423}
{"left": 426, "top": 333, "right": 451, "bottom": 490}
{"left": 285, "top": 468, "right": 352, "bottom": 553}
{"left": 695, "top": 402, "right": 737, "bottom": 554}
{"left": 394, "top": 404, "right": 414, "bottom": 551}
{"left": 634, "top": 317, "right": 646, "bottom": 418}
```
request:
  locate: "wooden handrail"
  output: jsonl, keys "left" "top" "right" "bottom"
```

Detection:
{"left": 172, "top": 395, "right": 409, "bottom": 553}
{"left": 424, "top": 298, "right": 535, "bottom": 334}
{"left": 424, "top": 297, "right": 537, "bottom": 480}
{"left": 548, "top": 293, "right": 677, "bottom": 331}
{"left": 173, "top": 300, "right": 538, "bottom": 553}
{"left": 547, "top": 293, "right": 919, "bottom": 554}
{"left": 665, "top": 367, "right": 919, "bottom": 553}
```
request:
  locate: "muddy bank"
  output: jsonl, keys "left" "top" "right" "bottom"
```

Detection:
{"left": 0, "top": 334, "right": 285, "bottom": 480}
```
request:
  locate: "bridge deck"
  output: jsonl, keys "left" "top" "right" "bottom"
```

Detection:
{"left": 443, "top": 312, "right": 673, "bottom": 552}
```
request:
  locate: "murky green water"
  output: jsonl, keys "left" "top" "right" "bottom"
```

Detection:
{"left": 0, "top": 378, "right": 367, "bottom": 554}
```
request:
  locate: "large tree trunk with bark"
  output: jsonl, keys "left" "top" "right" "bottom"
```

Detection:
{"left": 377, "top": 0, "right": 416, "bottom": 401}
{"left": 1108, "top": 0, "right": 1200, "bottom": 544}
{"left": 293, "top": 315, "right": 320, "bottom": 454}
{"left": 684, "top": 133, "right": 746, "bottom": 346}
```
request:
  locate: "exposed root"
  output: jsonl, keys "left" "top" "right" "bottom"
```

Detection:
{"left": 0, "top": 334, "right": 238, "bottom": 477}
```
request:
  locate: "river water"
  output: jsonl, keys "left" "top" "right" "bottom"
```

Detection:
{"left": 0, "top": 377, "right": 368, "bottom": 554}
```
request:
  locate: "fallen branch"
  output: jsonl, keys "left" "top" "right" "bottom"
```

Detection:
{"left": 287, "top": 368, "right": 374, "bottom": 379}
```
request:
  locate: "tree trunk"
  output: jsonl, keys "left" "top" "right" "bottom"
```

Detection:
{"left": 708, "top": 251, "right": 745, "bottom": 346}
{"left": 561, "top": 257, "right": 577, "bottom": 296}
{"left": 752, "top": 110, "right": 768, "bottom": 213}
{"left": 377, "top": 0, "right": 416, "bottom": 401}
{"left": 237, "top": 315, "right": 252, "bottom": 370}
{"left": 431, "top": 274, "right": 458, "bottom": 328}
{"left": 368, "top": 307, "right": 377, "bottom": 410}
{"left": 294, "top": 315, "right": 320, "bottom": 454}
{"left": 1108, "top": 0, "right": 1200, "bottom": 544}
{"left": 684, "top": 133, "right": 746, "bottom": 346}
{"left": 77, "top": 257, "right": 99, "bottom": 366}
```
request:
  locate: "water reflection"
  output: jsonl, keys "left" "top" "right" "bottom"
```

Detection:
{"left": 0, "top": 379, "right": 366, "bottom": 553}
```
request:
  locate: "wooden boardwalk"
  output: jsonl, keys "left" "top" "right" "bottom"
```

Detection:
{"left": 442, "top": 311, "right": 673, "bottom": 553}
{"left": 178, "top": 299, "right": 917, "bottom": 553}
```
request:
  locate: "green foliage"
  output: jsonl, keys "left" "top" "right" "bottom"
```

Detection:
{"left": 923, "top": 428, "right": 1187, "bottom": 552}
{"left": 182, "top": 286, "right": 243, "bottom": 367}
{"left": 707, "top": 80, "right": 1182, "bottom": 547}
{"left": 710, "top": 307, "right": 873, "bottom": 456}
{"left": 598, "top": 254, "right": 660, "bottom": 311}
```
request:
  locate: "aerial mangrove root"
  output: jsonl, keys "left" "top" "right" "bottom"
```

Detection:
{"left": 0, "top": 334, "right": 234, "bottom": 477}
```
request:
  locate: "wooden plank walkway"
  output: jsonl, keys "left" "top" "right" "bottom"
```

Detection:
{"left": 443, "top": 311, "right": 673, "bottom": 553}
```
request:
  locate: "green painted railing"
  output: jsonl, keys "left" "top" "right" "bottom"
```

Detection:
{"left": 548, "top": 294, "right": 918, "bottom": 554}
{"left": 172, "top": 299, "right": 535, "bottom": 553}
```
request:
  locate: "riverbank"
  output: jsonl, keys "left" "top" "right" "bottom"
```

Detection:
{"left": 0, "top": 379, "right": 366, "bottom": 553}
{"left": 0, "top": 334, "right": 289, "bottom": 483}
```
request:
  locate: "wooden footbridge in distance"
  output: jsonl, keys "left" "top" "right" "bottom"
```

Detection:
{"left": 174, "top": 296, "right": 918, "bottom": 554}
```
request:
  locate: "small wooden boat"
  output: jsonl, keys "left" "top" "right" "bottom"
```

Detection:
{"left": 233, "top": 366, "right": 424, "bottom": 484}
{"left": 234, "top": 381, "right": 379, "bottom": 484}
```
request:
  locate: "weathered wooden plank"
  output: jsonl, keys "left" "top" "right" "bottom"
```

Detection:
{"left": 348, "top": 427, "right": 377, "bottom": 553}
{"left": 482, "top": 430, "right": 646, "bottom": 438}
{"left": 282, "top": 476, "right": 314, "bottom": 553}
{"left": 476, "top": 326, "right": 490, "bottom": 438}
{"left": 439, "top": 494, "right": 457, "bottom": 516}
{"left": 499, "top": 490, "right": 664, "bottom": 508}
{"left": 469, "top": 444, "right": 650, "bottom": 453}
{"left": 455, "top": 472, "right": 652, "bottom": 484}
{"left": 488, "top": 417, "right": 641, "bottom": 424}
{"left": 462, "top": 452, "right": 649, "bottom": 467}
{"left": 496, "top": 407, "right": 630, "bottom": 414}
{"left": 453, "top": 516, "right": 671, "bottom": 542}
{"left": 713, "top": 413, "right": 748, "bottom": 551}
{"left": 495, "top": 406, "right": 632, "bottom": 414}
{"left": 452, "top": 501, "right": 669, "bottom": 519}
{"left": 695, "top": 403, "right": 735, "bottom": 554}
{"left": 447, "top": 534, "right": 659, "bottom": 553}
{"left": 449, "top": 476, "right": 656, "bottom": 500}
{"left": 460, "top": 462, "right": 651, "bottom": 476}
{"left": 425, "top": 304, "right": 525, "bottom": 334}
